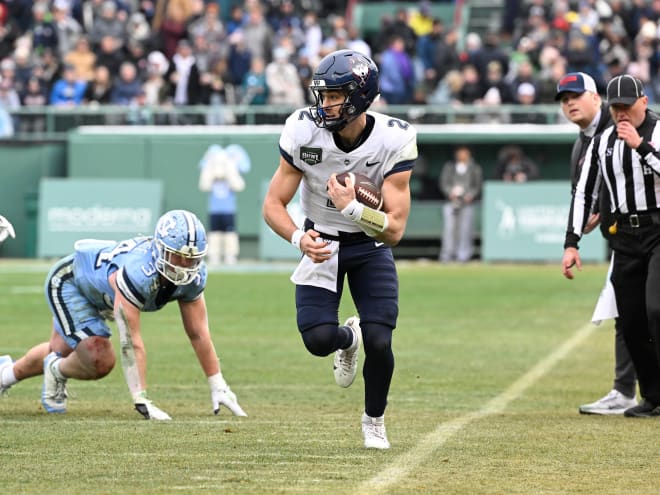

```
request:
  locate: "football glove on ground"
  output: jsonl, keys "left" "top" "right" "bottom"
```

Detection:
{"left": 209, "top": 372, "right": 247, "bottom": 417}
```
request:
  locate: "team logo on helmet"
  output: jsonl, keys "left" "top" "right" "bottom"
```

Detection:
{"left": 156, "top": 215, "right": 177, "bottom": 238}
{"left": 350, "top": 58, "right": 370, "bottom": 87}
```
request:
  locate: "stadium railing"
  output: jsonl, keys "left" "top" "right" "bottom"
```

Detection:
{"left": 6, "top": 104, "right": 569, "bottom": 138}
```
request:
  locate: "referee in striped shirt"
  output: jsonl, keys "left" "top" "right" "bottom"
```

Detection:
{"left": 562, "top": 74, "right": 660, "bottom": 417}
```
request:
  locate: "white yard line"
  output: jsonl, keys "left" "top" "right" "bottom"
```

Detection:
{"left": 359, "top": 322, "right": 596, "bottom": 494}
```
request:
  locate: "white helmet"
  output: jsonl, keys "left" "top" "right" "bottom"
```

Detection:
{"left": 153, "top": 210, "right": 207, "bottom": 285}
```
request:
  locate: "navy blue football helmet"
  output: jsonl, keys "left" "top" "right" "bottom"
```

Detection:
{"left": 153, "top": 210, "right": 207, "bottom": 285}
{"left": 309, "top": 49, "right": 380, "bottom": 132}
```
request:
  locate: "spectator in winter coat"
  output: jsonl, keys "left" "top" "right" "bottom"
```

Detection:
{"left": 165, "top": 39, "right": 202, "bottom": 105}
{"left": 111, "top": 62, "right": 142, "bottom": 105}
{"left": 379, "top": 36, "right": 415, "bottom": 105}
{"left": 265, "top": 47, "right": 303, "bottom": 106}
{"left": 49, "top": 64, "right": 87, "bottom": 106}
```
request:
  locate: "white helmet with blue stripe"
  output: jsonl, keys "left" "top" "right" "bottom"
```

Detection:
{"left": 154, "top": 210, "right": 207, "bottom": 285}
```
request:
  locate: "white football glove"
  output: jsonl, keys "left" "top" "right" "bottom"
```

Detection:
{"left": 209, "top": 373, "right": 247, "bottom": 417}
{"left": 134, "top": 393, "right": 172, "bottom": 420}
{"left": 0, "top": 215, "right": 15, "bottom": 244}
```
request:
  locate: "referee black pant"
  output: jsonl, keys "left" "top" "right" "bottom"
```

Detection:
{"left": 610, "top": 225, "right": 660, "bottom": 405}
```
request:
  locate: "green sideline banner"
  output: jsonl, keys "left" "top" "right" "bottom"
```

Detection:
{"left": 482, "top": 182, "right": 606, "bottom": 262}
{"left": 37, "top": 178, "right": 163, "bottom": 258}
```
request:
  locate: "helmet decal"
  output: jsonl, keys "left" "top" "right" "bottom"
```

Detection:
{"left": 180, "top": 210, "right": 201, "bottom": 256}
{"left": 156, "top": 214, "right": 177, "bottom": 238}
{"left": 350, "top": 57, "right": 370, "bottom": 87}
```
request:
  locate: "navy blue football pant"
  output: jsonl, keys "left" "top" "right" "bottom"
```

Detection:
{"left": 295, "top": 238, "right": 398, "bottom": 417}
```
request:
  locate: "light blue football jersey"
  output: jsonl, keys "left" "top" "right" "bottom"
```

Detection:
{"left": 71, "top": 237, "right": 206, "bottom": 315}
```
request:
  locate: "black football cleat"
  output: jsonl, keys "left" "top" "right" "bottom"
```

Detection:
{"left": 623, "top": 399, "right": 660, "bottom": 418}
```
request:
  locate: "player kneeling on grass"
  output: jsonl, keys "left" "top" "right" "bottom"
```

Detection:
{"left": 0, "top": 209, "right": 246, "bottom": 419}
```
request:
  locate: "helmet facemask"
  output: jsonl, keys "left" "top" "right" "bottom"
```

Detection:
{"left": 155, "top": 241, "right": 205, "bottom": 285}
{"left": 310, "top": 87, "right": 360, "bottom": 132}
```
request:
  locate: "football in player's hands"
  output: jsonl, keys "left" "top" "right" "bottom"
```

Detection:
{"left": 336, "top": 172, "right": 383, "bottom": 210}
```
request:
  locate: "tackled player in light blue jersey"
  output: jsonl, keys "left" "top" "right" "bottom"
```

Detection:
{"left": 0, "top": 210, "right": 246, "bottom": 419}
{"left": 263, "top": 49, "right": 418, "bottom": 449}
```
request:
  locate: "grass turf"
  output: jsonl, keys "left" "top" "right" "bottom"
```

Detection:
{"left": 0, "top": 261, "right": 657, "bottom": 494}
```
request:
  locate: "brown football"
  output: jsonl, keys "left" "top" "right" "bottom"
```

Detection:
{"left": 336, "top": 172, "right": 383, "bottom": 210}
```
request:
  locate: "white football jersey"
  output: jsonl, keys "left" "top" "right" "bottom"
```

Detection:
{"left": 279, "top": 109, "right": 418, "bottom": 233}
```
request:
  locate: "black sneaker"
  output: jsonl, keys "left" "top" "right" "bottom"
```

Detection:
{"left": 623, "top": 399, "right": 660, "bottom": 417}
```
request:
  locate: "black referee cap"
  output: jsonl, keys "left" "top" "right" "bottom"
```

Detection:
{"left": 606, "top": 75, "right": 645, "bottom": 105}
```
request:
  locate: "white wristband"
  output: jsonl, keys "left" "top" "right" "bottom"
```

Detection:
{"left": 290, "top": 229, "right": 305, "bottom": 250}
{"left": 208, "top": 372, "right": 228, "bottom": 390}
{"left": 341, "top": 199, "right": 364, "bottom": 221}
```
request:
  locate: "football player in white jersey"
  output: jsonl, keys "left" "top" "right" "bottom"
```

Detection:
{"left": 263, "top": 49, "right": 418, "bottom": 449}
{"left": 0, "top": 210, "right": 246, "bottom": 419}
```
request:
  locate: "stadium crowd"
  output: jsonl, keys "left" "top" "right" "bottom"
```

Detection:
{"left": 1, "top": 0, "right": 660, "bottom": 133}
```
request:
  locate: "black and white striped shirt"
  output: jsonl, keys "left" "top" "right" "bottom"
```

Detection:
{"left": 565, "top": 111, "right": 660, "bottom": 248}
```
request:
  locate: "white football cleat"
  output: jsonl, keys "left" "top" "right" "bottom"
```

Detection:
{"left": 0, "top": 355, "right": 14, "bottom": 395}
{"left": 579, "top": 389, "right": 638, "bottom": 415}
{"left": 134, "top": 396, "right": 172, "bottom": 420}
{"left": 362, "top": 412, "right": 390, "bottom": 449}
{"left": 42, "top": 352, "right": 68, "bottom": 413}
{"left": 333, "top": 317, "right": 361, "bottom": 388}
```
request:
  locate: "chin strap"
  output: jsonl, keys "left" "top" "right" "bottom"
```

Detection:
{"left": 341, "top": 199, "right": 389, "bottom": 236}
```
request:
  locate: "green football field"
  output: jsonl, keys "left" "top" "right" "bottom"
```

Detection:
{"left": 0, "top": 261, "right": 657, "bottom": 494}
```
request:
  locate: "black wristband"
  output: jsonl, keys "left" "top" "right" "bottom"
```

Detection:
{"left": 637, "top": 140, "right": 655, "bottom": 157}
{"left": 564, "top": 232, "right": 580, "bottom": 250}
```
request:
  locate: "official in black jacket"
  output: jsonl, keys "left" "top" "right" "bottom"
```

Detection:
{"left": 562, "top": 75, "right": 660, "bottom": 417}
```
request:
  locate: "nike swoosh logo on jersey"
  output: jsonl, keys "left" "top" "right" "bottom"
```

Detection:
{"left": 366, "top": 161, "right": 380, "bottom": 167}
{"left": 374, "top": 242, "right": 384, "bottom": 247}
